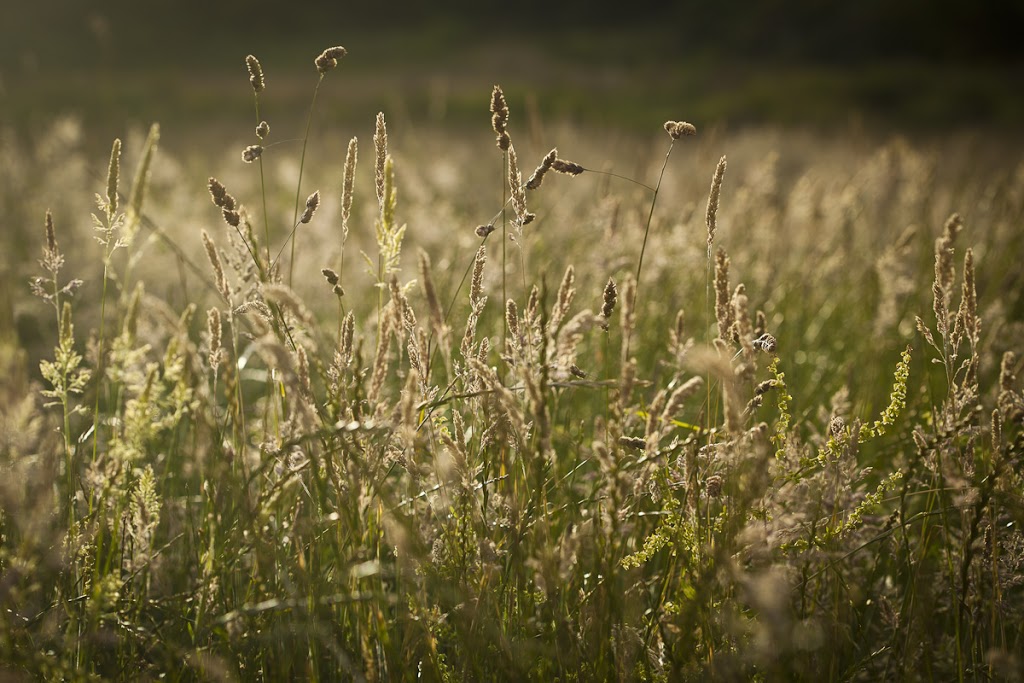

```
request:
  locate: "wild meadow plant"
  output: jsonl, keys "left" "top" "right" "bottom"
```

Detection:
{"left": 0, "top": 45, "right": 1022, "bottom": 681}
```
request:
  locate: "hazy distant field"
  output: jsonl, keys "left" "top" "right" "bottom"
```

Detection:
{"left": 1, "top": 42, "right": 1024, "bottom": 680}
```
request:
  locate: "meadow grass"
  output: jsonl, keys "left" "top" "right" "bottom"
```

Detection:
{"left": 1, "top": 46, "right": 1023, "bottom": 681}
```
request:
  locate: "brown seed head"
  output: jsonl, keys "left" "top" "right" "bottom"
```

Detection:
{"left": 551, "top": 159, "right": 584, "bottom": 176}
{"left": 256, "top": 121, "right": 270, "bottom": 139}
{"left": 705, "top": 474, "right": 723, "bottom": 498}
{"left": 245, "top": 55, "right": 265, "bottom": 92}
{"left": 45, "top": 209, "right": 57, "bottom": 255}
{"left": 242, "top": 145, "right": 263, "bottom": 163}
{"left": 601, "top": 277, "right": 618, "bottom": 328}
{"left": 208, "top": 177, "right": 236, "bottom": 211}
{"left": 321, "top": 268, "right": 339, "bottom": 286}
{"left": 490, "top": 85, "right": 510, "bottom": 150}
{"left": 475, "top": 224, "right": 495, "bottom": 238}
{"left": 300, "top": 190, "right": 320, "bottom": 224}
{"left": 664, "top": 121, "right": 697, "bottom": 140}
{"left": 525, "top": 148, "right": 557, "bottom": 190}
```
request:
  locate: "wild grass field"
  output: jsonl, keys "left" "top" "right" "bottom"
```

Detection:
{"left": 1, "top": 45, "right": 1024, "bottom": 681}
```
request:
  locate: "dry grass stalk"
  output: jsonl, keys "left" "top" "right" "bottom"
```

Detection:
{"left": 202, "top": 230, "right": 230, "bottom": 300}
{"left": 714, "top": 248, "right": 733, "bottom": 343}
{"left": 549, "top": 265, "right": 576, "bottom": 334}
{"left": 206, "top": 307, "right": 222, "bottom": 369}
{"left": 470, "top": 245, "right": 487, "bottom": 308}
{"left": 106, "top": 138, "right": 122, "bottom": 216}
{"left": 507, "top": 144, "right": 531, "bottom": 226}
{"left": 418, "top": 250, "right": 444, "bottom": 339}
{"left": 706, "top": 155, "right": 727, "bottom": 251}
{"left": 374, "top": 113, "right": 388, "bottom": 210}
{"left": 600, "top": 277, "right": 617, "bottom": 331}
{"left": 341, "top": 137, "right": 357, "bottom": 240}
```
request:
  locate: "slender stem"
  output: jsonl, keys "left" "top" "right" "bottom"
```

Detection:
{"left": 289, "top": 75, "right": 324, "bottom": 287}
{"left": 254, "top": 94, "right": 271, "bottom": 271}
{"left": 627, "top": 140, "right": 675, "bottom": 356}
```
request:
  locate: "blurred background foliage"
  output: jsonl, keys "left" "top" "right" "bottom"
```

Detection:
{"left": 2, "top": 0, "right": 1023, "bottom": 146}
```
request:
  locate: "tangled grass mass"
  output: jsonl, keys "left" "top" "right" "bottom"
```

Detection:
{"left": 1, "top": 45, "right": 1024, "bottom": 681}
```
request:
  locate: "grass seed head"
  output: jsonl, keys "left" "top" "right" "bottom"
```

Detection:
{"left": 245, "top": 55, "right": 265, "bottom": 92}
{"left": 256, "top": 121, "right": 270, "bottom": 139}
{"left": 106, "top": 138, "right": 122, "bottom": 215}
{"left": 242, "top": 145, "right": 263, "bottom": 163}
{"left": 551, "top": 158, "right": 584, "bottom": 176}
{"left": 664, "top": 120, "right": 697, "bottom": 139}
{"left": 490, "top": 85, "right": 510, "bottom": 150}
{"left": 299, "top": 190, "right": 320, "bottom": 224}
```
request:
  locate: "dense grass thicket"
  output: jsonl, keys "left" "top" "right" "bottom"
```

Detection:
{"left": 1, "top": 47, "right": 1024, "bottom": 681}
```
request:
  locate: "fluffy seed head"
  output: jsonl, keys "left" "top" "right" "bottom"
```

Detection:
{"left": 321, "top": 268, "right": 339, "bottom": 286}
{"left": 245, "top": 55, "right": 265, "bottom": 92}
{"left": 341, "top": 137, "right": 357, "bottom": 238}
{"left": 490, "top": 85, "right": 510, "bottom": 150}
{"left": 208, "top": 177, "right": 236, "bottom": 211}
{"left": 526, "top": 148, "right": 557, "bottom": 190}
{"left": 299, "top": 190, "right": 320, "bottom": 224}
{"left": 706, "top": 155, "right": 727, "bottom": 249}
{"left": 551, "top": 158, "right": 584, "bottom": 176}
{"left": 242, "top": 145, "right": 263, "bottom": 163}
{"left": 600, "top": 277, "right": 617, "bottom": 330}
{"left": 664, "top": 121, "right": 697, "bottom": 139}
{"left": 475, "top": 224, "right": 495, "bottom": 238}
{"left": 315, "top": 45, "right": 347, "bottom": 72}
{"left": 256, "top": 121, "right": 270, "bottom": 139}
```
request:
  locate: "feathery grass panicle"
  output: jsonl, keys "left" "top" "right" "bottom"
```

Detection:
{"left": 507, "top": 144, "right": 530, "bottom": 226}
{"left": 470, "top": 245, "right": 487, "bottom": 307}
{"left": 242, "top": 145, "right": 263, "bottom": 163}
{"left": 600, "top": 277, "right": 617, "bottom": 330}
{"left": 506, "top": 299, "right": 520, "bottom": 348}
{"left": 207, "top": 307, "right": 222, "bottom": 368}
{"left": 714, "top": 248, "right": 733, "bottom": 343}
{"left": 706, "top": 155, "right": 727, "bottom": 251}
{"left": 374, "top": 113, "right": 388, "bottom": 211}
{"left": 106, "top": 138, "right": 122, "bottom": 217}
{"left": 125, "top": 123, "right": 160, "bottom": 239}
{"left": 245, "top": 55, "right": 265, "bottom": 92}
{"left": 202, "top": 230, "right": 230, "bottom": 300}
{"left": 731, "top": 283, "right": 754, "bottom": 363}
{"left": 341, "top": 137, "right": 357, "bottom": 239}
{"left": 549, "top": 265, "right": 576, "bottom": 333}
{"left": 551, "top": 158, "right": 584, "bottom": 176}
{"left": 490, "top": 85, "right": 510, "bottom": 151}
{"left": 526, "top": 148, "right": 557, "bottom": 190}
{"left": 953, "top": 248, "right": 978, "bottom": 348}
{"left": 418, "top": 250, "right": 444, "bottom": 335}
{"left": 299, "top": 190, "right": 320, "bottom": 224}
{"left": 933, "top": 212, "right": 963, "bottom": 334}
